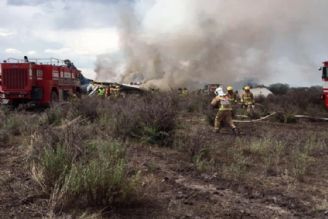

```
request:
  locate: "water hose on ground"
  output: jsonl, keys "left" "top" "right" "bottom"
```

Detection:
{"left": 233, "top": 112, "right": 328, "bottom": 123}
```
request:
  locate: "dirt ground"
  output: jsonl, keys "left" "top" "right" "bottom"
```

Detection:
{"left": 1, "top": 113, "right": 328, "bottom": 218}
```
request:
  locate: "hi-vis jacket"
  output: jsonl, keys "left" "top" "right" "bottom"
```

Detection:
{"left": 211, "top": 96, "right": 232, "bottom": 111}
{"left": 241, "top": 92, "right": 254, "bottom": 105}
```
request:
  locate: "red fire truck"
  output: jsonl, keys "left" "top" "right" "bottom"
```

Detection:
{"left": 321, "top": 61, "right": 328, "bottom": 109}
{"left": 0, "top": 57, "right": 82, "bottom": 107}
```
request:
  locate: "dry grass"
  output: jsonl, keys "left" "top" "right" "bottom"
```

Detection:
{"left": 1, "top": 90, "right": 328, "bottom": 217}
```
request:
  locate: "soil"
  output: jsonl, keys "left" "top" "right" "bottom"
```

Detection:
{"left": 1, "top": 113, "right": 328, "bottom": 218}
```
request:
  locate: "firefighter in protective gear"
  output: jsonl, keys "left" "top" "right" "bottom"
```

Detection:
{"left": 182, "top": 88, "right": 189, "bottom": 96}
{"left": 227, "top": 86, "right": 239, "bottom": 103}
{"left": 227, "top": 86, "right": 239, "bottom": 118}
{"left": 97, "top": 86, "right": 105, "bottom": 97}
{"left": 241, "top": 86, "right": 255, "bottom": 115}
{"left": 211, "top": 88, "right": 237, "bottom": 134}
{"left": 110, "top": 85, "right": 120, "bottom": 97}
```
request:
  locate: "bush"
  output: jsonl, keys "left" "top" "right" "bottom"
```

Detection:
{"left": 30, "top": 124, "right": 140, "bottom": 212}
{"left": 97, "top": 93, "right": 178, "bottom": 146}
{"left": 37, "top": 145, "right": 73, "bottom": 191}
{"left": 4, "top": 114, "right": 22, "bottom": 136}
{"left": 70, "top": 96, "right": 102, "bottom": 121}
{"left": 50, "top": 140, "right": 139, "bottom": 211}
{"left": 0, "top": 130, "right": 9, "bottom": 147}
{"left": 268, "top": 83, "right": 290, "bottom": 95}
{"left": 261, "top": 87, "right": 327, "bottom": 116}
{"left": 177, "top": 93, "right": 212, "bottom": 113}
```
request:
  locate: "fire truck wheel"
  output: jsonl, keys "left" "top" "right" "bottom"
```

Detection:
{"left": 51, "top": 91, "right": 59, "bottom": 103}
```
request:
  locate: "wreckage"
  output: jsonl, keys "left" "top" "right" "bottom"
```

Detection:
{"left": 87, "top": 81, "right": 144, "bottom": 97}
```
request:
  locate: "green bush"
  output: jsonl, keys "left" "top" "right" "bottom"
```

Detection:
{"left": 97, "top": 93, "right": 177, "bottom": 146}
{"left": 4, "top": 114, "right": 22, "bottom": 135}
{"left": 45, "top": 107, "right": 64, "bottom": 126}
{"left": 30, "top": 120, "right": 140, "bottom": 211}
{"left": 50, "top": 140, "right": 139, "bottom": 211}
{"left": 39, "top": 145, "right": 73, "bottom": 191}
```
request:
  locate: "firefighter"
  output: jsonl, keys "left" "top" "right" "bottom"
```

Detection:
{"left": 227, "top": 86, "right": 239, "bottom": 118}
{"left": 182, "top": 88, "right": 189, "bottom": 96}
{"left": 241, "top": 86, "right": 255, "bottom": 116}
{"left": 105, "top": 86, "right": 111, "bottom": 97}
{"left": 211, "top": 87, "right": 237, "bottom": 135}
{"left": 97, "top": 86, "right": 105, "bottom": 97}
{"left": 227, "top": 86, "right": 238, "bottom": 104}
{"left": 111, "top": 85, "right": 120, "bottom": 97}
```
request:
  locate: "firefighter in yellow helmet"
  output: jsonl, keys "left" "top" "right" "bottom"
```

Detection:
{"left": 211, "top": 87, "right": 237, "bottom": 135}
{"left": 111, "top": 84, "right": 120, "bottom": 97}
{"left": 227, "top": 86, "right": 239, "bottom": 104}
{"left": 226, "top": 86, "right": 239, "bottom": 118}
{"left": 241, "top": 86, "right": 255, "bottom": 116}
{"left": 182, "top": 87, "right": 189, "bottom": 96}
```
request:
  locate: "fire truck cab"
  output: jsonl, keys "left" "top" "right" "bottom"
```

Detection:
{"left": 0, "top": 57, "right": 82, "bottom": 106}
{"left": 321, "top": 61, "right": 328, "bottom": 109}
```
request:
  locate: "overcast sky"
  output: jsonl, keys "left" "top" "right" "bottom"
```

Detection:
{"left": 0, "top": 0, "right": 327, "bottom": 86}
{"left": 0, "top": 0, "right": 122, "bottom": 78}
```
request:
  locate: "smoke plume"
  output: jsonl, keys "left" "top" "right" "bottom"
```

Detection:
{"left": 95, "top": 0, "right": 328, "bottom": 89}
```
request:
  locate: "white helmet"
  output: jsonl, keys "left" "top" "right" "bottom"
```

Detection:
{"left": 215, "top": 86, "right": 225, "bottom": 96}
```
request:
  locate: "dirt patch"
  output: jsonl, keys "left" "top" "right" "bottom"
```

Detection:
{"left": 0, "top": 145, "right": 47, "bottom": 218}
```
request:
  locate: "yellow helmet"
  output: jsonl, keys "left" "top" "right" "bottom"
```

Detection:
{"left": 227, "top": 86, "right": 233, "bottom": 91}
{"left": 244, "top": 86, "right": 250, "bottom": 91}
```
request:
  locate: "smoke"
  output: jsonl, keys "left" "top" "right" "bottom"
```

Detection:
{"left": 95, "top": 0, "right": 328, "bottom": 89}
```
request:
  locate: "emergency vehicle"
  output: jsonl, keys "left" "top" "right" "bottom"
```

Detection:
{"left": 0, "top": 57, "right": 82, "bottom": 106}
{"left": 320, "top": 61, "right": 328, "bottom": 109}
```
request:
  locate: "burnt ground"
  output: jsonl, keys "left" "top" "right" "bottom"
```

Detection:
{"left": 1, "top": 113, "right": 328, "bottom": 218}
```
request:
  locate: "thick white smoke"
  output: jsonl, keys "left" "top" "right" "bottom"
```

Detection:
{"left": 95, "top": 0, "right": 328, "bottom": 89}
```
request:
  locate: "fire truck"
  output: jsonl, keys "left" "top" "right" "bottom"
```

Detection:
{"left": 0, "top": 57, "right": 82, "bottom": 107}
{"left": 320, "top": 61, "right": 328, "bottom": 109}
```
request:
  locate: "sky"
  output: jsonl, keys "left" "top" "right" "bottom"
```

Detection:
{"left": 1, "top": 0, "right": 328, "bottom": 87}
{"left": 0, "top": 0, "right": 121, "bottom": 78}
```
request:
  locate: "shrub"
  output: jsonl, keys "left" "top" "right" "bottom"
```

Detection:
{"left": 289, "top": 149, "right": 314, "bottom": 181}
{"left": 4, "top": 114, "right": 22, "bottom": 136}
{"left": 0, "top": 130, "right": 9, "bottom": 147}
{"left": 263, "top": 87, "right": 327, "bottom": 116}
{"left": 71, "top": 96, "right": 102, "bottom": 121}
{"left": 50, "top": 140, "right": 139, "bottom": 211}
{"left": 31, "top": 125, "right": 140, "bottom": 212}
{"left": 44, "top": 107, "right": 64, "bottom": 126}
{"left": 193, "top": 147, "right": 215, "bottom": 172}
{"left": 268, "top": 83, "right": 290, "bottom": 95}
{"left": 37, "top": 145, "right": 73, "bottom": 191}
{"left": 222, "top": 149, "right": 250, "bottom": 181}
{"left": 177, "top": 93, "right": 212, "bottom": 113}
{"left": 274, "top": 112, "right": 297, "bottom": 123}
{"left": 97, "top": 93, "right": 177, "bottom": 146}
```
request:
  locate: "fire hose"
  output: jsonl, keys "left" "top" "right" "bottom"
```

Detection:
{"left": 233, "top": 112, "right": 328, "bottom": 123}
{"left": 233, "top": 112, "right": 277, "bottom": 123}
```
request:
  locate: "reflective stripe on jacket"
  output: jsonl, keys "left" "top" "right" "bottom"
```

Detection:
{"left": 219, "top": 96, "right": 232, "bottom": 111}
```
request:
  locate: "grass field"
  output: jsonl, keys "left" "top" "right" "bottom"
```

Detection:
{"left": 0, "top": 89, "right": 328, "bottom": 218}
